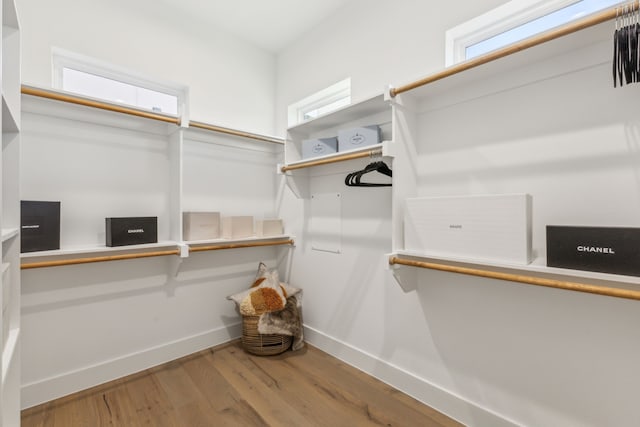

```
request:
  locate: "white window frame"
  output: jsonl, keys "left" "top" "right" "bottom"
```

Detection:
{"left": 52, "top": 48, "right": 189, "bottom": 123}
{"left": 287, "top": 78, "right": 351, "bottom": 127}
{"left": 445, "top": 0, "right": 585, "bottom": 66}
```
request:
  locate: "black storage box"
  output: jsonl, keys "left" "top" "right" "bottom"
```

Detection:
{"left": 21, "top": 200, "right": 61, "bottom": 253}
{"left": 106, "top": 217, "right": 157, "bottom": 247}
{"left": 546, "top": 225, "right": 640, "bottom": 276}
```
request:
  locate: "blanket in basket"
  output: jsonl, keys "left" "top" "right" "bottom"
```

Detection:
{"left": 228, "top": 263, "right": 304, "bottom": 351}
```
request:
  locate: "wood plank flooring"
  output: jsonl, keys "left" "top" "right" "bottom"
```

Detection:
{"left": 21, "top": 340, "right": 463, "bottom": 427}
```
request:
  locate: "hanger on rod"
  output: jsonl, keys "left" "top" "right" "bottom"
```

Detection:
{"left": 344, "top": 151, "right": 392, "bottom": 187}
{"left": 613, "top": 1, "right": 640, "bottom": 87}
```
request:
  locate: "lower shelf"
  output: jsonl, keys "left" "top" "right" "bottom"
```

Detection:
{"left": 390, "top": 252, "right": 640, "bottom": 301}
{"left": 20, "top": 237, "right": 295, "bottom": 269}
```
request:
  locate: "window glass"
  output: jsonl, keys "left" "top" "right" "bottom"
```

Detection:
{"left": 447, "top": 0, "right": 624, "bottom": 65}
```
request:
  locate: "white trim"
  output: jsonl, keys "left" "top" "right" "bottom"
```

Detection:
{"left": 51, "top": 47, "right": 189, "bottom": 123}
{"left": 446, "top": 0, "right": 580, "bottom": 66}
{"left": 303, "top": 325, "right": 520, "bottom": 427}
{"left": 21, "top": 323, "right": 241, "bottom": 409}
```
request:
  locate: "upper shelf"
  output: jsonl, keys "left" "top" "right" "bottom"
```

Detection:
{"left": 287, "top": 94, "right": 390, "bottom": 135}
{"left": 390, "top": 10, "right": 614, "bottom": 103}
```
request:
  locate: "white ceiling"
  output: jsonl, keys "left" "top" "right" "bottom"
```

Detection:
{"left": 157, "top": 0, "right": 356, "bottom": 53}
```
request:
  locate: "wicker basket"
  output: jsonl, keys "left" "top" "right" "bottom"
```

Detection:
{"left": 241, "top": 315, "right": 292, "bottom": 356}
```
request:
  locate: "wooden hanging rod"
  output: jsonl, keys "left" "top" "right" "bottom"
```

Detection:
{"left": 189, "top": 121, "right": 284, "bottom": 145}
{"left": 21, "top": 239, "right": 295, "bottom": 269}
{"left": 388, "top": 256, "right": 640, "bottom": 301}
{"left": 21, "top": 85, "right": 181, "bottom": 124}
{"left": 390, "top": 7, "right": 619, "bottom": 97}
{"left": 281, "top": 148, "right": 383, "bottom": 172}
{"left": 189, "top": 239, "right": 294, "bottom": 253}
{"left": 21, "top": 249, "right": 181, "bottom": 270}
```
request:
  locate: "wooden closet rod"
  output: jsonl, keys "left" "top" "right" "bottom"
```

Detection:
{"left": 21, "top": 85, "right": 181, "bottom": 125}
{"left": 189, "top": 121, "right": 284, "bottom": 145}
{"left": 189, "top": 239, "right": 294, "bottom": 253}
{"left": 281, "top": 148, "right": 383, "bottom": 172}
{"left": 390, "top": 7, "right": 618, "bottom": 97}
{"left": 21, "top": 249, "right": 181, "bottom": 270}
{"left": 388, "top": 256, "right": 640, "bottom": 301}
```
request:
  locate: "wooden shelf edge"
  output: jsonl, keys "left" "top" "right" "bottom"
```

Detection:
{"left": 281, "top": 143, "right": 387, "bottom": 172}
{"left": 390, "top": 7, "right": 618, "bottom": 97}
{"left": 188, "top": 121, "right": 284, "bottom": 145}
{"left": 21, "top": 85, "right": 181, "bottom": 125}
{"left": 389, "top": 254, "right": 640, "bottom": 301}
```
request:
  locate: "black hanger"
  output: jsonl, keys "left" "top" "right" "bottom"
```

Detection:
{"left": 345, "top": 160, "right": 392, "bottom": 187}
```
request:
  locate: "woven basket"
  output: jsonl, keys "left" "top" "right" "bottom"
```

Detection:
{"left": 242, "top": 315, "right": 292, "bottom": 356}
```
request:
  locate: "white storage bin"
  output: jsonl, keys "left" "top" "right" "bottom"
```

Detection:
{"left": 183, "top": 212, "right": 221, "bottom": 241}
{"left": 404, "top": 194, "right": 532, "bottom": 264}
{"left": 338, "top": 125, "right": 381, "bottom": 151}
{"left": 222, "top": 216, "right": 254, "bottom": 239}
{"left": 256, "top": 219, "right": 284, "bottom": 237}
{"left": 302, "top": 137, "right": 338, "bottom": 159}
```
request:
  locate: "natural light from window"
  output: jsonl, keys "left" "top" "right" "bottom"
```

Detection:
{"left": 288, "top": 78, "right": 351, "bottom": 127}
{"left": 447, "top": 0, "right": 625, "bottom": 65}
{"left": 62, "top": 68, "right": 179, "bottom": 115}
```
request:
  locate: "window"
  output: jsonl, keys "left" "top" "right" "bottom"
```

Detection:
{"left": 446, "top": 0, "right": 624, "bottom": 66}
{"left": 288, "top": 78, "right": 351, "bottom": 127}
{"left": 52, "top": 48, "right": 188, "bottom": 117}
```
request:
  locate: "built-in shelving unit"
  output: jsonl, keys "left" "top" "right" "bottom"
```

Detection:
{"left": 20, "top": 89, "right": 292, "bottom": 274}
{"left": 1, "top": 0, "right": 20, "bottom": 423}
{"left": 387, "top": 8, "right": 640, "bottom": 299}
{"left": 281, "top": 94, "right": 394, "bottom": 198}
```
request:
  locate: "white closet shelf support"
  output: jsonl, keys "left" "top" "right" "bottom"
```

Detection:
{"left": 0, "top": 228, "right": 18, "bottom": 243}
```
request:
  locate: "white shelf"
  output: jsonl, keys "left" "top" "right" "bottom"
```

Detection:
{"left": 283, "top": 142, "right": 387, "bottom": 169}
{"left": 0, "top": 228, "right": 18, "bottom": 243}
{"left": 20, "top": 240, "right": 180, "bottom": 259}
{"left": 288, "top": 94, "right": 389, "bottom": 134}
{"left": 185, "top": 235, "right": 293, "bottom": 246}
{"left": 1, "top": 263, "right": 8, "bottom": 275}
{"left": 394, "top": 250, "right": 640, "bottom": 286}
{"left": 21, "top": 86, "right": 178, "bottom": 136}
{"left": 396, "top": 20, "right": 611, "bottom": 105}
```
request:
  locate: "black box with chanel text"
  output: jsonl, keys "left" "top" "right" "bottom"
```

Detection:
{"left": 106, "top": 217, "right": 157, "bottom": 247}
{"left": 546, "top": 226, "right": 640, "bottom": 276}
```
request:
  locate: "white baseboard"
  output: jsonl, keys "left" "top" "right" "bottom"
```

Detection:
{"left": 303, "top": 325, "right": 518, "bottom": 427}
{"left": 21, "top": 322, "right": 242, "bottom": 409}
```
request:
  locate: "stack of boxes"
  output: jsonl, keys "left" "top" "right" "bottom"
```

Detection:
{"left": 301, "top": 125, "right": 382, "bottom": 160}
{"left": 183, "top": 212, "right": 284, "bottom": 241}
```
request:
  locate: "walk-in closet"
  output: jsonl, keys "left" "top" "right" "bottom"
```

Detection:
{"left": 2, "top": 0, "right": 639, "bottom": 426}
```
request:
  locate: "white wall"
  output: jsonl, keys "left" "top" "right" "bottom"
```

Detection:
{"left": 276, "top": 1, "right": 640, "bottom": 427}
{"left": 275, "top": 0, "right": 507, "bottom": 131}
{"left": 17, "top": 0, "right": 277, "bottom": 135}
{"left": 19, "top": 98, "right": 286, "bottom": 407}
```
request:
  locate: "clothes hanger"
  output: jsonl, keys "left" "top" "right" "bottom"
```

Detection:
{"left": 344, "top": 154, "right": 392, "bottom": 187}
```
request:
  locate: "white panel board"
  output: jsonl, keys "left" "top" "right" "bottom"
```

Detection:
{"left": 310, "top": 193, "right": 341, "bottom": 253}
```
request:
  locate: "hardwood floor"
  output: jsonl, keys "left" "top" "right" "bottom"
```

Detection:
{"left": 21, "top": 341, "right": 463, "bottom": 427}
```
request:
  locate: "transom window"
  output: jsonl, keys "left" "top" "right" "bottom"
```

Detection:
{"left": 288, "top": 78, "right": 351, "bottom": 127}
{"left": 446, "top": 0, "right": 624, "bottom": 66}
{"left": 52, "top": 48, "right": 187, "bottom": 117}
